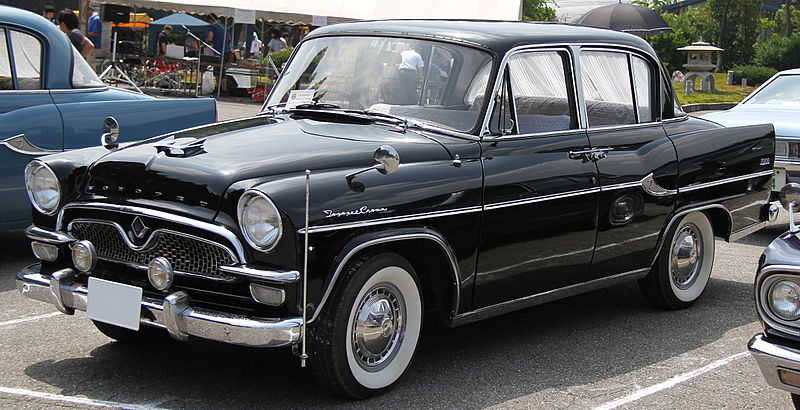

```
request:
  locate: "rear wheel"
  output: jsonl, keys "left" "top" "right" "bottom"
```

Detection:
{"left": 639, "top": 211, "right": 715, "bottom": 309}
{"left": 309, "top": 253, "right": 423, "bottom": 398}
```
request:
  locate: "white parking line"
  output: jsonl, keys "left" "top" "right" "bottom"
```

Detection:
{"left": 0, "top": 312, "right": 61, "bottom": 327}
{"left": 0, "top": 386, "right": 162, "bottom": 409}
{"left": 593, "top": 351, "right": 749, "bottom": 410}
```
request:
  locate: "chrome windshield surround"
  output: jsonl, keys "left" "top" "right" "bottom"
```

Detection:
{"left": 309, "top": 232, "right": 461, "bottom": 323}
{"left": 56, "top": 202, "right": 247, "bottom": 263}
{"left": 66, "top": 218, "right": 239, "bottom": 282}
{"left": 756, "top": 266, "right": 800, "bottom": 337}
{"left": 680, "top": 170, "right": 774, "bottom": 192}
{"left": 2, "top": 134, "right": 60, "bottom": 155}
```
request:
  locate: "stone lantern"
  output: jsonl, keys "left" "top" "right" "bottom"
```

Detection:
{"left": 678, "top": 40, "right": 723, "bottom": 93}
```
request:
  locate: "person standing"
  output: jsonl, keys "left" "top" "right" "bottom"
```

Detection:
{"left": 156, "top": 25, "right": 172, "bottom": 56}
{"left": 42, "top": 5, "right": 56, "bottom": 23}
{"left": 86, "top": 7, "right": 102, "bottom": 72}
{"left": 267, "top": 30, "right": 287, "bottom": 54}
{"left": 398, "top": 45, "right": 424, "bottom": 104}
{"left": 249, "top": 32, "right": 263, "bottom": 59}
{"left": 57, "top": 9, "right": 94, "bottom": 59}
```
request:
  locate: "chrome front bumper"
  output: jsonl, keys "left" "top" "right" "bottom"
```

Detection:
{"left": 748, "top": 333, "right": 800, "bottom": 394}
{"left": 16, "top": 264, "right": 302, "bottom": 348}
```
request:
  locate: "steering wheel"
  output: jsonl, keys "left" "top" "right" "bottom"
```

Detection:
{"left": 314, "top": 87, "right": 366, "bottom": 110}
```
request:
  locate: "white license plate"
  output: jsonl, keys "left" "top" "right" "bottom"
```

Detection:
{"left": 774, "top": 169, "right": 787, "bottom": 191}
{"left": 87, "top": 277, "right": 142, "bottom": 330}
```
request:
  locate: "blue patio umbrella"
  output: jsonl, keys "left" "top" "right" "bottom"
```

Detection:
{"left": 148, "top": 13, "right": 211, "bottom": 55}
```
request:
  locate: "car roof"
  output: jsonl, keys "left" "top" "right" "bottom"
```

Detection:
{"left": 777, "top": 68, "right": 800, "bottom": 75}
{"left": 305, "top": 20, "right": 658, "bottom": 59}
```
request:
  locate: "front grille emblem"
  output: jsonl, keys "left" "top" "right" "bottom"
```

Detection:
{"left": 131, "top": 216, "right": 150, "bottom": 239}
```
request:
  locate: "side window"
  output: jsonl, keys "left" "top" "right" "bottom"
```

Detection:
{"left": 508, "top": 51, "right": 576, "bottom": 134}
{"left": 488, "top": 69, "right": 513, "bottom": 135}
{"left": 9, "top": 30, "right": 42, "bottom": 90}
{"left": 580, "top": 50, "right": 635, "bottom": 127}
{"left": 631, "top": 55, "right": 652, "bottom": 122}
{"left": 0, "top": 29, "right": 12, "bottom": 90}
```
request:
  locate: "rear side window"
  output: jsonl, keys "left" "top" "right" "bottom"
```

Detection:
{"left": 631, "top": 55, "right": 652, "bottom": 122}
{"left": 9, "top": 30, "right": 42, "bottom": 89}
{"left": 507, "top": 50, "right": 577, "bottom": 134}
{"left": 580, "top": 50, "right": 636, "bottom": 127}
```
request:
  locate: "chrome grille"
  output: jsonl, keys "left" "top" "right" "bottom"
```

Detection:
{"left": 69, "top": 220, "right": 237, "bottom": 281}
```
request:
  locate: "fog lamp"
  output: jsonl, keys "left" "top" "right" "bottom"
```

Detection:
{"left": 769, "top": 280, "right": 800, "bottom": 321}
{"left": 249, "top": 283, "right": 286, "bottom": 306}
{"left": 147, "top": 257, "right": 173, "bottom": 291}
{"left": 71, "top": 240, "right": 96, "bottom": 273}
{"left": 31, "top": 242, "right": 59, "bottom": 261}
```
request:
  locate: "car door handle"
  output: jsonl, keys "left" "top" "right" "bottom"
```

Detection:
{"left": 569, "top": 147, "right": 613, "bottom": 162}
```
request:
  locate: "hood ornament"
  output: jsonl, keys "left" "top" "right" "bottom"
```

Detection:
{"left": 155, "top": 137, "right": 207, "bottom": 158}
{"left": 345, "top": 145, "right": 400, "bottom": 189}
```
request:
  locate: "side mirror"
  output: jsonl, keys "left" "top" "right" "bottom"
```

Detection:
{"left": 101, "top": 117, "right": 119, "bottom": 149}
{"left": 780, "top": 183, "right": 800, "bottom": 233}
{"left": 373, "top": 145, "right": 400, "bottom": 175}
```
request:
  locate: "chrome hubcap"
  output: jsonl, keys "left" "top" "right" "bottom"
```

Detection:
{"left": 671, "top": 223, "right": 703, "bottom": 289}
{"left": 352, "top": 283, "right": 405, "bottom": 370}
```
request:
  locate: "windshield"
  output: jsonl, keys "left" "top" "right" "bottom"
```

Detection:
{"left": 265, "top": 36, "right": 494, "bottom": 132}
{"left": 745, "top": 74, "right": 800, "bottom": 106}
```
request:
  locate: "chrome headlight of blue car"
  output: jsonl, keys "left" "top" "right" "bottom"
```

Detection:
{"left": 237, "top": 190, "right": 282, "bottom": 251}
{"left": 24, "top": 160, "right": 61, "bottom": 215}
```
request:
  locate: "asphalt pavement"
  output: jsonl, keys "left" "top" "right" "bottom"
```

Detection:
{"left": 0, "top": 101, "right": 792, "bottom": 408}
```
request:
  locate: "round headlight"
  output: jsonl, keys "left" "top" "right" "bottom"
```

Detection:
{"left": 24, "top": 160, "right": 61, "bottom": 215}
{"left": 148, "top": 257, "right": 173, "bottom": 291}
{"left": 769, "top": 280, "right": 800, "bottom": 321}
{"left": 238, "top": 190, "right": 282, "bottom": 251}
{"left": 71, "top": 240, "right": 96, "bottom": 273}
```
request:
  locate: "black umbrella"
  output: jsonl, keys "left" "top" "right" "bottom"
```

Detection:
{"left": 575, "top": 2, "right": 673, "bottom": 36}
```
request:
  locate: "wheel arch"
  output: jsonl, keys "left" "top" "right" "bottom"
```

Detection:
{"left": 650, "top": 203, "right": 731, "bottom": 268}
{"left": 308, "top": 227, "right": 461, "bottom": 324}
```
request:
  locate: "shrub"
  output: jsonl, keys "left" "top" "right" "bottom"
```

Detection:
{"left": 731, "top": 65, "right": 778, "bottom": 86}
{"left": 754, "top": 33, "right": 800, "bottom": 71}
{"left": 262, "top": 49, "right": 293, "bottom": 70}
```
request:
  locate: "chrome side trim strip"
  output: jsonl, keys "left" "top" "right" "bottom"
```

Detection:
{"left": 299, "top": 206, "right": 482, "bottom": 234}
{"left": 309, "top": 233, "right": 461, "bottom": 323}
{"left": 57, "top": 202, "right": 247, "bottom": 263}
{"left": 483, "top": 188, "right": 600, "bottom": 211}
{"left": 1, "top": 134, "right": 60, "bottom": 155}
{"left": 755, "top": 264, "right": 800, "bottom": 338}
{"left": 680, "top": 170, "right": 774, "bottom": 192}
{"left": 26, "top": 225, "right": 75, "bottom": 244}
{"left": 729, "top": 221, "right": 768, "bottom": 242}
{"left": 600, "top": 181, "right": 642, "bottom": 192}
{"left": 218, "top": 265, "right": 300, "bottom": 284}
{"left": 450, "top": 267, "right": 650, "bottom": 327}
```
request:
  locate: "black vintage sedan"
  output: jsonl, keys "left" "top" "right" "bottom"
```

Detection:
{"left": 18, "top": 20, "right": 777, "bottom": 398}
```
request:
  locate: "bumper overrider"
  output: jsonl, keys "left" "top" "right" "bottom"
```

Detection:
{"left": 749, "top": 333, "right": 800, "bottom": 395}
{"left": 18, "top": 226, "right": 303, "bottom": 348}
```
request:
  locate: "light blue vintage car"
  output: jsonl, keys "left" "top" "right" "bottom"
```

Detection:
{"left": 702, "top": 69, "right": 800, "bottom": 199}
{"left": 0, "top": 5, "right": 216, "bottom": 229}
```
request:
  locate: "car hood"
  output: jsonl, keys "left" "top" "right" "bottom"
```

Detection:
{"left": 83, "top": 116, "right": 452, "bottom": 219}
{"left": 702, "top": 105, "right": 800, "bottom": 139}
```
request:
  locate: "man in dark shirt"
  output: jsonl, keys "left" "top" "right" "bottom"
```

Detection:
{"left": 156, "top": 25, "right": 172, "bottom": 56}
{"left": 57, "top": 9, "right": 94, "bottom": 59}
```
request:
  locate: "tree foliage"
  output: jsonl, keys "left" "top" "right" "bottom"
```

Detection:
{"left": 522, "top": 0, "right": 558, "bottom": 22}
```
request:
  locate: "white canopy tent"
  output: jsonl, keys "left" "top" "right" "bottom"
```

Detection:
{"left": 102, "top": 0, "right": 523, "bottom": 24}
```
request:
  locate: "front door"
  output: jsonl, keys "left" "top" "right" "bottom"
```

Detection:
{"left": 475, "top": 49, "right": 599, "bottom": 308}
{"left": 0, "top": 27, "right": 63, "bottom": 228}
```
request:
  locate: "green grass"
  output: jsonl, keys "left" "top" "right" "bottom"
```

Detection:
{"left": 673, "top": 72, "right": 755, "bottom": 105}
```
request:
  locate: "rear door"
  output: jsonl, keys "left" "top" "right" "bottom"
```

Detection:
{"left": 0, "top": 27, "right": 63, "bottom": 227}
{"left": 579, "top": 49, "right": 678, "bottom": 281}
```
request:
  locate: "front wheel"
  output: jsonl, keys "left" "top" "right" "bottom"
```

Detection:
{"left": 309, "top": 253, "right": 423, "bottom": 398}
{"left": 639, "top": 211, "right": 715, "bottom": 309}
